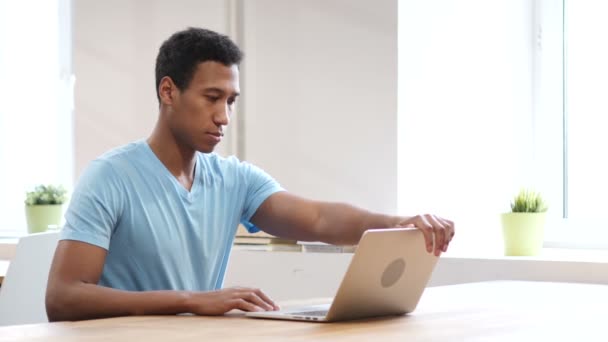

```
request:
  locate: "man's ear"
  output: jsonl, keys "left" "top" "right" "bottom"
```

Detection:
{"left": 158, "top": 76, "right": 178, "bottom": 105}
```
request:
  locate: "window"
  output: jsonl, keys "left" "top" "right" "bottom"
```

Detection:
{"left": 398, "top": 0, "right": 607, "bottom": 251}
{"left": 565, "top": 1, "right": 608, "bottom": 219}
{"left": 398, "top": 0, "right": 536, "bottom": 253}
{"left": 543, "top": 0, "right": 608, "bottom": 248}
{"left": 0, "top": 0, "right": 73, "bottom": 235}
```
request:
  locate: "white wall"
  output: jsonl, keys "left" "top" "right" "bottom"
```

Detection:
{"left": 73, "top": 0, "right": 398, "bottom": 214}
{"left": 73, "top": 0, "right": 233, "bottom": 178}
{"left": 225, "top": 250, "right": 608, "bottom": 301}
{"left": 241, "top": 0, "right": 398, "bottom": 213}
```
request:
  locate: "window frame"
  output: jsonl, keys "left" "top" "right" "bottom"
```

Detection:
{"left": 539, "top": 0, "right": 608, "bottom": 249}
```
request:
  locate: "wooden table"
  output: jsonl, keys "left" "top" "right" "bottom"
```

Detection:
{"left": 0, "top": 281, "right": 606, "bottom": 341}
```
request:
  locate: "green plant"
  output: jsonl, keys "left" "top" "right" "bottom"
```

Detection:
{"left": 510, "top": 189, "right": 548, "bottom": 213}
{"left": 25, "top": 185, "right": 68, "bottom": 206}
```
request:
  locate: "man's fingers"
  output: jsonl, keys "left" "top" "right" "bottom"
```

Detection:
{"left": 426, "top": 215, "right": 447, "bottom": 255}
{"left": 243, "top": 292, "right": 273, "bottom": 311}
{"left": 233, "top": 298, "right": 264, "bottom": 312}
{"left": 254, "top": 288, "right": 280, "bottom": 311}
{"left": 437, "top": 217, "right": 455, "bottom": 250}
{"left": 400, "top": 214, "right": 455, "bottom": 255}
{"left": 413, "top": 215, "right": 434, "bottom": 253}
{"left": 228, "top": 287, "right": 277, "bottom": 311}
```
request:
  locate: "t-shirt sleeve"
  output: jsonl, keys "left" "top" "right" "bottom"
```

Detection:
{"left": 60, "top": 160, "right": 124, "bottom": 250}
{"left": 239, "top": 162, "right": 285, "bottom": 233}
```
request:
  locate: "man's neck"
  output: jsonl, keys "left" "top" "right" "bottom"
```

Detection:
{"left": 147, "top": 121, "right": 197, "bottom": 189}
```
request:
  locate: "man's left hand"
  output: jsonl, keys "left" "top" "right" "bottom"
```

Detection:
{"left": 395, "top": 214, "right": 455, "bottom": 256}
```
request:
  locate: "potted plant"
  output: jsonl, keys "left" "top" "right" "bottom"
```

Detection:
{"left": 24, "top": 185, "right": 68, "bottom": 234}
{"left": 500, "top": 189, "right": 548, "bottom": 256}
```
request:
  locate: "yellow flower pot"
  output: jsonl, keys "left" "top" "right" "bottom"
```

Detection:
{"left": 25, "top": 204, "right": 63, "bottom": 234}
{"left": 500, "top": 212, "right": 546, "bottom": 256}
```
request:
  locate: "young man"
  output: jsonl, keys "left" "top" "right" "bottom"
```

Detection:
{"left": 45, "top": 27, "right": 455, "bottom": 322}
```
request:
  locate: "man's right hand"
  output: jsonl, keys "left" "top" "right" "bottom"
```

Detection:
{"left": 186, "top": 287, "right": 280, "bottom": 315}
{"left": 47, "top": 240, "right": 281, "bottom": 321}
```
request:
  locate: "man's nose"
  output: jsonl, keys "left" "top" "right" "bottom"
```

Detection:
{"left": 214, "top": 102, "right": 230, "bottom": 126}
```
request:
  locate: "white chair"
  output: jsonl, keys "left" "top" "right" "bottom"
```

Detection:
{"left": 0, "top": 231, "right": 60, "bottom": 326}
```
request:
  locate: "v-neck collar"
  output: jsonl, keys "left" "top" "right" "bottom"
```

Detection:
{"left": 141, "top": 140, "right": 201, "bottom": 201}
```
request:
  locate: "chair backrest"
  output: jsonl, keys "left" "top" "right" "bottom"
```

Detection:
{"left": 0, "top": 231, "right": 60, "bottom": 326}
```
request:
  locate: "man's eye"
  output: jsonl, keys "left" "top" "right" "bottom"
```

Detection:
{"left": 228, "top": 98, "right": 236, "bottom": 106}
{"left": 206, "top": 96, "right": 220, "bottom": 102}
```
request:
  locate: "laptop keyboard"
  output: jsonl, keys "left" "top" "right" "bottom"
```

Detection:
{"left": 290, "top": 310, "right": 328, "bottom": 317}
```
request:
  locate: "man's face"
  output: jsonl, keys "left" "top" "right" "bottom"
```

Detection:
{"left": 167, "top": 61, "right": 240, "bottom": 153}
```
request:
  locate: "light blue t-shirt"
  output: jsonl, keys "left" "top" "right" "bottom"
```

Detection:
{"left": 61, "top": 140, "right": 283, "bottom": 292}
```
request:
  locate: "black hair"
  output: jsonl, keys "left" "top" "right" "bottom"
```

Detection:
{"left": 155, "top": 27, "right": 243, "bottom": 102}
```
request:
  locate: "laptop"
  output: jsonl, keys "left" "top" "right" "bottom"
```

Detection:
{"left": 245, "top": 228, "right": 439, "bottom": 322}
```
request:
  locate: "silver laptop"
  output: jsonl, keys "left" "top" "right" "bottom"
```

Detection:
{"left": 245, "top": 228, "right": 439, "bottom": 322}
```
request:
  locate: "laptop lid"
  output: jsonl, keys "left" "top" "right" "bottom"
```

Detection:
{"left": 246, "top": 228, "right": 438, "bottom": 322}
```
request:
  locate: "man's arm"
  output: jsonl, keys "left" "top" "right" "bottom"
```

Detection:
{"left": 45, "top": 240, "right": 278, "bottom": 322}
{"left": 250, "top": 192, "right": 454, "bottom": 256}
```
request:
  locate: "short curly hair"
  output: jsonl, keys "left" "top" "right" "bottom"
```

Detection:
{"left": 155, "top": 27, "right": 243, "bottom": 102}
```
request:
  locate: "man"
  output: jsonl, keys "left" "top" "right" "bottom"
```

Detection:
{"left": 45, "top": 27, "right": 455, "bottom": 322}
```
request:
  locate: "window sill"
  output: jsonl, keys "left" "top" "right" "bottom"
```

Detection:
{"left": 234, "top": 245, "right": 608, "bottom": 264}
{"left": 3, "top": 239, "right": 608, "bottom": 273}
{"left": 442, "top": 247, "right": 608, "bottom": 263}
